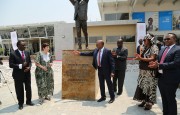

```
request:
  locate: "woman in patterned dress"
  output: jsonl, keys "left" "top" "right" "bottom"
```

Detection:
{"left": 35, "top": 43, "right": 54, "bottom": 104}
{"left": 133, "top": 33, "right": 159, "bottom": 110}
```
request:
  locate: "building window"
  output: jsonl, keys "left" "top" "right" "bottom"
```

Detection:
{"left": 106, "top": 35, "right": 135, "bottom": 43}
{"left": 121, "top": 35, "right": 135, "bottom": 42}
{"left": 29, "top": 27, "right": 38, "bottom": 38}
{"left": 0, "top": 30, "right": 11, "bottom": 39}
{"left": 17, "top": 28, "right": 30, "bottom": 38}
{"left": 37, "top": 27, "right": 46, "bottom": 37}
{"left": 105, "top": 13, "right": 129, "bottom": 21}
{"left": 46, "top": 26, "right": 54, "bottom": 36}
{"left": 89, "top": 36, "right": 102, "bottom": 43}
{"left": 106, "top": 36, "right": 120, "bottom": 43}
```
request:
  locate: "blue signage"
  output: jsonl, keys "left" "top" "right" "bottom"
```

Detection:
{"left": 132, "top": 12, "right": 145, "bottom": 22}
{"left": 159, "top": 11, "right": 172, "bottom": 30}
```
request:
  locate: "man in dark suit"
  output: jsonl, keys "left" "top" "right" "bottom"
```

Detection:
{"left": 112, "top": 39, "right": 128, "bottom": 95}
{"left": 149, "top": 33, "right": 180, "bottom": 115}
{"left": 9, "top": 41, "right": 34, "bottom": 110}
{"left": 73, "top": 40, "right": 115, "bottom": 103}
{"left": 136, "top": 39, "right": 143, "bottom": 55}
{"left": 69, "top": 0, "right": 89, "bottom": 49}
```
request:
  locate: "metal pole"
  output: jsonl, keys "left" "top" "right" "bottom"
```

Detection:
{"left": 0, "top": 70, "right": 17, "bottom": 104}
{"left": 39, "top": 38, "right": 41, "bottom": 51}
{"left": 8, "top": 34, "right": 10, "bottom": 56}
{"left": 50, "top": 37, "right": 52, "bottom": 53}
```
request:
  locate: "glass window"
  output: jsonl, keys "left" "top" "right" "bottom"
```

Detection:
{"left": 17, "top": 28, "right": 30, "bottom": 38}
{"left": 0, "top": 30, "right": 11, "bottom": 39}
{"left": 121, "top": 35, "right": 135, "bottom": 42}
{"left": 37, "top": 27, "right": 46, "bottom": 37}
{"left": 46, "top": 26, "right": 54, "bottom": 36}
{"left": 106, "top": 36, "right": 120, "bottom": 43}
{"left": 105, "top": 13, "right": 129, "bottom": 21}
{"left": 89, "top": 36, "right": 102, "bottom": 43}
{"left": 117, "top": 13, "right": 129, "bottom": 20}
{"left": 106, "top": 35, "right": 135, "bottom": 43}
{"left": 105, "top": 14, "right": 116, "bottom": 21}
{"left": 30, "top": 27, "right": 38, "bottom": 37}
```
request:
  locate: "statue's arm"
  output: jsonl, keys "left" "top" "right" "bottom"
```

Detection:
{"left": 69, "top": 0, "right": 75, "bottom": 5}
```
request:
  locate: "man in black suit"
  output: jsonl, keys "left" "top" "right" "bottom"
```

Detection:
{"left": 69, "top": 0, "right": 89, "bottom": 49}
{"left": 149, "top": 33, "right": 180, "bottom": 115}
{"left": 73, "top": 40, "right": 115, "bottom": 103}
{"left": 136, "top": 39, "right": 143, "bottom": 55}
{"left": 112, "top": 39, "right": 128, "bottom": 95}
{"left": 9, "top": 41, "right": 34, "bottom": 110}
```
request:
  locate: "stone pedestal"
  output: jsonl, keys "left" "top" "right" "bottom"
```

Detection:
{"left": 62, "top": 50, "right": 99, "bottom": 100}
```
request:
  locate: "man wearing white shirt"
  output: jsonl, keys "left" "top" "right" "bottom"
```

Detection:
{"left": 73, "top": 40, "right": 115, "bottom": 103}
{"left": 9, "top": 41, "right": 34, "bottom": 110}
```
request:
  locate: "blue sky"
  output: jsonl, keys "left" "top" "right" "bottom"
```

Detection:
{"left": 0, "top": 0, "right": 101, "bottom": 26}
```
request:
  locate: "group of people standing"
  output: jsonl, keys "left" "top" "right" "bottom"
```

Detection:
{"left": 134, "top": 33, "right": 180, "bottom": 115}
{"left": 9, "top": 41, "right": 54, "bottom": 110}
{"left": 73, "top": 39, "right": 128, "bottom": 103}
{"left": 8, "top": 32, "right": 180, "bottom": 115}
{"left": 74, "top": 32, "right": 180, "bottom": 115}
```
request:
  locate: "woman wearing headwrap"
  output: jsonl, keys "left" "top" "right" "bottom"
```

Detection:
{"left": 133, "top": 33, "right": 159, "bottom": 110}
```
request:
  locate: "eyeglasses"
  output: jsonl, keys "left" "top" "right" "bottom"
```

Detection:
{"left": 163, "top": 38, "right": 171, "bottom": 41}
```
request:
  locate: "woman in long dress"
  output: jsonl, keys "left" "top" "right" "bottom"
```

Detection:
{"left": 133, "top": 33, "right": 159, "bottom": 110}
{"left": 35, "top": 43, "right": 54, "bottom": 104}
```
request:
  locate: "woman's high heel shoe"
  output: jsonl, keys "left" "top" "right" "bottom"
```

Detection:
{"left": 138, "top": 101, "right": 146, "bottom": 107}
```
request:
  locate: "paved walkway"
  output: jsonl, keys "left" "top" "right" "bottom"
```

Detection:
{"left": 0, "top": 61, "right": 179, "bottom": 115}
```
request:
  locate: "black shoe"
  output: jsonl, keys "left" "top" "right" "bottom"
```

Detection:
{"left": 114, "top": 89, "right": 117, "bottom": 92}
{"left": 108, "top": 98, "right": 115, "bottom": 104}
{"left": 117, "top": 92, "right": 122, "bottom": 95}
{"left": 26, "top": 102, "right": 34, "bottom": 106}
{"left": 138, "top": 101, "right": 146, "bottom": 107}
{"left": 97, "top": 97, "right": 106, "bottom": 102}
{"left": 19, "top": 105, "right": 23, "bottom": 110}
{"left": 78, "top": 46, "right": 82, "bottom": 50}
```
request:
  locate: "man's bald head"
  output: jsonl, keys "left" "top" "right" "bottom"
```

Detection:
{"left": 117, "top": 39, "right": 123, "bottom": 48}
{"left": 96, "top": 40, "right": 104, "bottom": 49}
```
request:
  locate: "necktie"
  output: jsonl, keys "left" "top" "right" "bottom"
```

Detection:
{"left": 98, "top": 50, "right": 101, "bottom": 67}
{"left": 160, "top": 47, "right": 169, "bottom": 64}
{"left": 22, "top": 51, "right": 25, "bottom": 60}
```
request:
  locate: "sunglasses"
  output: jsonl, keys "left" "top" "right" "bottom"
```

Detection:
{"left": 163, "top": 38, "right": 171, "bottom": 41}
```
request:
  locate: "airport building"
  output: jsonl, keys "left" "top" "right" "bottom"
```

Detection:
{"left": 0, "top": 0, "right": 180, "bottom": 60}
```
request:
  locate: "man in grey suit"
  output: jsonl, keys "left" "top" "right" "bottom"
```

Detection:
{"left": 112, "top": 39, "right": 128, "bottom": 95}
{"left": 69, "top": 0, "right": 89, "bottom": 49}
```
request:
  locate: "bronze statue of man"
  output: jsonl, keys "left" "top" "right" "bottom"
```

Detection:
{"left": 69, "top": 0, "right": 89, "bottom": 49}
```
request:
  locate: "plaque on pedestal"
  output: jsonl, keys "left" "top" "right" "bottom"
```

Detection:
{"left": 62, "top": 50, "right": 99, "bottom": 100}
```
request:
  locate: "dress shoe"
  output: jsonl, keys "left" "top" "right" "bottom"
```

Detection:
{"left": 26, "top": 102, "right": 34, "bottom": 106}
{"left": 97, "top": 97, "right": 106, "bottom": 102}
{"left": 108, "top": 98, "right": 115, "bottom": 104}
{"left": 117, "top": 92, "right": 122, "bottom": 95}
{"left": 138, "top": 101, "right": 146, "bottom": 107}
{"left": 19, "top": 105, "right": 23, "bottom": 110}
{"left": 78, "top": 46, "right": 82, "bottom": 50}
